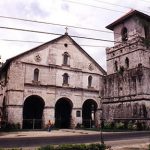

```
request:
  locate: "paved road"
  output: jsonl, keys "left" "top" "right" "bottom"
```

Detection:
{"left": 0, "top": 131, "right": 149, "bottom": 148}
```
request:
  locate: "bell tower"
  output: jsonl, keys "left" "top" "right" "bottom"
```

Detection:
{"left": 103, "top": 10, "right": 150, "bottom": 127}
{"left": 106, "top": 10, "right": 150, "bottom": 75}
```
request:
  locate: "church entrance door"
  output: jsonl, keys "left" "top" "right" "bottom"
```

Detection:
{"left": 23, "top": 95, "right": 45, "bottom": 129}
{"left": 55, "top": 98, "right": 73, "bottom": 128}
{"left": 82, "top": 99, "right": 97, "bottom": 128}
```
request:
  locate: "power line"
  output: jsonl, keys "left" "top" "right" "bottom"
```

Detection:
{"left": 0, "top": 39, "right": 108, "bottom": 48}
{"left": 93, "top": 0, "right": 150, "bottom": 14}
{"left": 139, "top": 0, "right": 150, "bottom": 3}
{"left": 93, "top": 0, "right": 131, "bottom": 9}
{"left": 0, "top": 26, "right": 117, "bottom": 43}
{"left": 0, "top": 15, "right": 113, "bottom": 34}
{"left": 63, "top": 0, "right": 125, "bottom": 13}
{"left": 0, "top": 1, "right": 148, "bottom": 39}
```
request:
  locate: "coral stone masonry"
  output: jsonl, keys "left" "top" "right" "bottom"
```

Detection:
{"left": 0, "top": 10, "right": 150, "bottom": 129}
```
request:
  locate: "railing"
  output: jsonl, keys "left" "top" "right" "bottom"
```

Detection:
{"left": 82, "top": 119, "right": 95, "bottom": 128}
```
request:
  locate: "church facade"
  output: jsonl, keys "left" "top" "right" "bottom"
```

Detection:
{"left": 0, "top": 34, "right": 106, "bottom": 129}
{"left": 0, "top": 10, "right": 150, "bottom": 129}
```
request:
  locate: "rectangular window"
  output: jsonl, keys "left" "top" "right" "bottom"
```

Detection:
{"left": 76, "top": 111, "right": 81, "bottom": 117}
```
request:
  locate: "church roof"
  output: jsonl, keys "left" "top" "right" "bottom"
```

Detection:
{"left": 0, "top": 34, "right": 106, "bottom": 75}
{"left": 106, "top": 9, "right": 150, "bottom": 30}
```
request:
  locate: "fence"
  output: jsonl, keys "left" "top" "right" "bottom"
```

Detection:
{"left": 82, "top": 119, "right": 95, "bottom": 128}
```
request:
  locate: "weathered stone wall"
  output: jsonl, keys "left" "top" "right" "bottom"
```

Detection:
{"left": 106, "top": 14, "right": 150, "bottom": 75}
{"left": 103, "top": 66, "right": 150, "bottom": 127}
{"left": 1, "top": 36, "right": 104, "bottom": 128}
{"left": 106, "top": 37, "right": 150, "bottom": 75}
{"left": 104, "top": 66, "right": 150, "bottom": 100}
{"left": 113, "top": 16, "right": 149, "bottom": 44}
{"left": 103, "top": 101, "right": 150, "bottom": 120}
{"left": 104, "top": 13, "right": 150, "bottom": 128}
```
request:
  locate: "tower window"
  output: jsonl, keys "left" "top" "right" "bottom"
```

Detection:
{"left": 34, "top": 68, "right": 39, "bottom": 81}
{"left": 144, "top": 25, "right": 150, "bottom": 39}
{"left": 88, "top": 75, "right": 92, "bottom": 87}
{"left": 121, "top": 27, "right": 128, "bottom": 42}
{"left": 114, "top": 61, "right": 118, "bottom": 72}
{"left": 63, "top": 52, "right": 69, "bottom": 65}
{"left": 125, "top": 57, "right": 129, "bottom": 68}
{"left": 63, "top": 73, "right": 69, "bottom": 85}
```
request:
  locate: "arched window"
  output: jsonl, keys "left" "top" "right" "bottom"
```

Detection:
{"left": 121, "top": 27, "right": 128, "bottom": 42}
{"left": 125, "top": 57, "right": 129, "bottom": 68}
{"left": 142, "top": 104, "right": 147, "bottom": 118}
{"left": 114, "top": 61, "right": 118, "bottom": 72}
{"left": 34, "top": 68, "right": 39, "bottom": 81}
{"left": 63, "top": 73, "right": 69, "bottom": 85}
{"left": 88, "top": 75, "right": 92, "bottom": 87}
{"left": 63, "top": 52, "right": 69, "bottom": 65}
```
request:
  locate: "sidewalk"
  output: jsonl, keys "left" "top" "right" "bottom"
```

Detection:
{"left": 0, "top": 129, "right": 100, "bottom": 138}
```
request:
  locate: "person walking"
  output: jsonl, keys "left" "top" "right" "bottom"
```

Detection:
{"left": 47, "top": 120, "right": 52, "bottom": 132}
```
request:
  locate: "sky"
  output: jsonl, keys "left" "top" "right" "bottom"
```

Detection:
{"left": 0, "top": 0, "right": 150, "bottom": 70}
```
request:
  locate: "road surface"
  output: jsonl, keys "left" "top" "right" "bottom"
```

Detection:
{"left": 0, "top": 131, "right": 149, "bottom": 148}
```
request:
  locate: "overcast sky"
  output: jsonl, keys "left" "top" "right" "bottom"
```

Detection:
{"left": 0, "top": 0, "right": 150, "bottom": 70}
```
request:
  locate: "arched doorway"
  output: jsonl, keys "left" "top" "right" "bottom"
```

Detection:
{"left": 55, "top": 98, "right": 73, "bottom": 128}
{"left": 23, "top": 95, "right": 45, "bottom": 129}
{"left": 82, "top": 99, "right": 97, "bottom": 128}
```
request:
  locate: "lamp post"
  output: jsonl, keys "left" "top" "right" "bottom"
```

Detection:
{"left": 99, "top": 96, "right": 104, "bottom": 144}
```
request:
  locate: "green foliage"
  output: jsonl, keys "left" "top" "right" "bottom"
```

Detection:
{"left": 115, "top": 122, "right": 124, "bottom": 129}
{"left": 103, "top": 121, "right": 149, "bottom": 131}
{"left": 38, "top": 143, "right": 106, "bottom": 150}
{"left": 103, "top": 122, "right": 114, "bottom": 129}
{"left": 1, "top": 122, "right": 21, "bottom": 131}
{"left": 38, "top": 145, "right": 55, "bottom": 150}
{"left": 127, "top": 122, "right": 135, "bottom": 130}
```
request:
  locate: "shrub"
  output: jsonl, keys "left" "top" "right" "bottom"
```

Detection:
{"left": 38, "top": 143, "right": 106, "bottom": 150}
{"left": 127, "top": 121, "right": 133, "bottom": 130}
{"left": 38, "top": 145, "right": 55, "bottom": 150}
{"left": 136, "top": 122, "right": 144, "bottom": 130}
{"left": 103, "top": 122, "right": 112, "bottom": 129}
{"left": 88, "top": 143, "right": 106, "bottom": 150}
{"left": 1, "top": 122, "right": 21, "bottom": 131}
{"left": 57, "top": 144, "right": 86, "bottom": 150}
{"left": 115, "top": 122, "right": 124, "bottom": 129}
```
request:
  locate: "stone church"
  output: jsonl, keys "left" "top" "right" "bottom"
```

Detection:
{"left": 0, "top": 32, "right": 106, "bottom": 129}
{"left": 0, "top": 10, "right": 150, "bottom": 129}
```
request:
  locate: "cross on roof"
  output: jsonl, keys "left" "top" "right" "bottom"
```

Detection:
{"left": 65, "top": 26, "right": 68, "bottom": 35}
